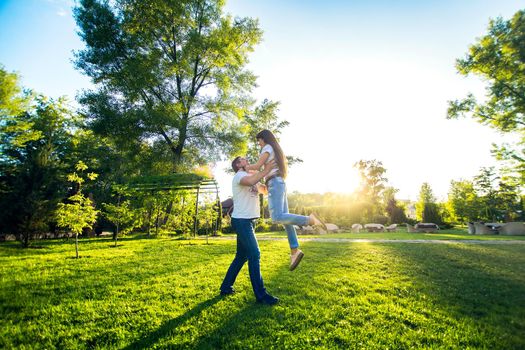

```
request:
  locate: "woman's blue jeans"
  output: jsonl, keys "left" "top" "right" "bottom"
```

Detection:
{"left": 267, "top": 177, "right": 309, "bottom": 249}
{"left": 220, "top": 218, "right": 267, "bottom": 300}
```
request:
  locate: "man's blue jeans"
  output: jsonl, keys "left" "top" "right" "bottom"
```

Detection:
{"left": 220, "top": 218, "right": 267, "bottom": 300}
{"left": 267, "top": 177, "right": 309, "bottom": 249}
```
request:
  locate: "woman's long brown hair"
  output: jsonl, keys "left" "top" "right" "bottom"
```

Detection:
{"left": 256, "top": 129, "right": 288, "bottom": 178}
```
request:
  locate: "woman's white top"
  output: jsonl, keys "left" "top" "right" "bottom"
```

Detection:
{"left": 261, "top": 144, "right": 279, "bottom": 178}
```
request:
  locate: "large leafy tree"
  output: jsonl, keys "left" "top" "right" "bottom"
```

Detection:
{"left": 74, "top": 0, "right": 262, "bottom": 171}
{"left": 447, "top": 10, "right": 525, "bottom": 184}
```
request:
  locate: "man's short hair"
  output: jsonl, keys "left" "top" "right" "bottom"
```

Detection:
{"left": 231, "top": 156, "right": 242, "bottom": 172}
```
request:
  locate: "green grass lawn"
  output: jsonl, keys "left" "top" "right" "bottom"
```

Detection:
{"left": 1, "top": 236, "right": 524, "bottom": 349}
{"left": 257, "top": 228, "right": 525, "bottom": 240}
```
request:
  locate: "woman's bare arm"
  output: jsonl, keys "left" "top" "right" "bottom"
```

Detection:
{"left": 244, "top": 152, "right": 270, "bottom": 171}
{"left": 240, "top": 160, "right": 275, "bottom": 186}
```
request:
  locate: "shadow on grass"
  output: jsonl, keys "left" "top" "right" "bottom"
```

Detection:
{"left": 123, "top": 240, "right": 356, "bottom": 349}
{"left": 190, "top": 240, "right": 358, "bottom": 349}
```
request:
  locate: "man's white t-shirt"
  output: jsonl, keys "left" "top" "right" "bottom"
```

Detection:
{"left": 261, "top": 144, "right": 279, "bottom": 178}
{"left": 231, "top": 171, "right": 260, "bottom": 219}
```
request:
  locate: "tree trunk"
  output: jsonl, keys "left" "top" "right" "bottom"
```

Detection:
{"left": 22, "top": 232, "right": 30, "bottom": 248}
{"left": 155, "top": 208, "right": 160, "bottom": 236}
{"left": 75, "top": 233, "right": 79, "bottom": 258}
{"left": 147, "top": 205, "right": 152, "bottom": 238}
{"left": 115, "top": 194, "right": 120, "bottom": 247}
{"left": 115, "top": 222, "right": 119, "bottom": 247}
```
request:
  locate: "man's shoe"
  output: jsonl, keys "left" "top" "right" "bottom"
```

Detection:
{"left": 220, "top": 288, "right": 235, "bottom": 296}
{"left": 256, "top": 294, "right": 279, "bottom": 306}
{"left": 290, "top": 249, "right": 304, "bottom": 271}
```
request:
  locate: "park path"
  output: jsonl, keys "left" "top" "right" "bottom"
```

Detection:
{"left": 207, "top": 236, "right": 525, "bottom": 245}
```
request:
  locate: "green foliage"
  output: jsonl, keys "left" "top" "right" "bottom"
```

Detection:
{"left": 354, "top": 159, "right": 393, "bottom": 221}
{"left": 446, "top": 167, "right": 522, "bottom": 223}
{"left": 448, "top": 10, "right": 525, "bottom": 184}
{"left": 446, "top": 179, "right": 481, "bottom": 223}
{"left": 74, "top": 0, "right": 262, "bottom": 169}
{"left": 474, "top": 167, "right": 522, "bottom": 221}
{"left": 474, "top": 167, "right": 500, "bottom": 221}
{"left": 385, "top": 199, "right": 407, "bottom": 224}
{"left": 283, "top": 173, "right": 408, "bottom": 228}
{"left": 287, "top": 192, "right": 383, "bottom": 227}
{"left": 0, "top": 66, "right": 37, "bottom": 151}
{"left": 0, "top": 73, "right": 78, "bottom": 246}
{"left": 0, "top": 65, "right": 29, "bottom": 115}
{"left": 243, "top": 99, "right": 302, "bottom": 166}
{"left": 103, "top": 201, "right": 138, "bottom": 236}
{"left": 1, "top": 238, "right": 524, "bottom": 348}
{"left": 195, "top": 195, "right": 220, "bottom": 235}
{"left": 416, "top": 183, "right": 442, "bottom": 223}
{"left": 102, "top": 185, "right": 143, "bottom": 245}
{"left": 56, "top": 162, "right": 99, "bottom": 258}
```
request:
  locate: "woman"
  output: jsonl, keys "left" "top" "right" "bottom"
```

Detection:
{"left": 245, "top": 129, "right": 326, "bottom": 271}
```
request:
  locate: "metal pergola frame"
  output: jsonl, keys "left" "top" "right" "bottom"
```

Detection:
{"left": 128, "top": 174, "right": 221, "bottom": 238}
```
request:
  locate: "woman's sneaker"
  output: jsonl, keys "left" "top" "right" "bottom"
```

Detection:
{"left": 309, "top": 213, "right": 327, "bottom": 232}
{"left": 290, "top": 249, "right": 304, "bottom": 271}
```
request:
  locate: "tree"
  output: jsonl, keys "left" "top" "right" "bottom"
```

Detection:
{"left": 446, "top": 179, "right": 481, "bottom": 223}
{"left": 383, "top": 187, "right": 407, "bottom": 224}
{"left": 447, "top": 10, "right": 525, "bottom": 184}
{"left": 1, "top": 70, "right": 78, "bottom": 246}
{"left": 0, "top": 65, "right": 32, "bottom": 146}
{"left": 74, "top": 0, "right": 262, "bottom": 171}
{"left": 496, "top": 178, "right": 522, "bottom": 221}
{"left": 243, "top": 99, "right": 302, "bottom": 165}
{"left": 416, "top": 183, "right": 442, "bottom": 223}
{"left": 354, "top": 159, "right": 388, "bottom": 221}
{"left": 56, "top": 161, "right": 99, "bottom": 258}
{"left": 474, "top": 167, "right": 500, "bottom": 221}
{"left": 102, "top": 185, "right": 141, "bottom": 246}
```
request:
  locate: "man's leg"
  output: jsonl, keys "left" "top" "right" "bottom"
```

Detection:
{"left": 220, "top": 219, "right": 247, "bottom": 294}
{"left": 235, "top": 219, "right": 268, "bottom": 300}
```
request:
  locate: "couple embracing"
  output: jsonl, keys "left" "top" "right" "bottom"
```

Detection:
{"left": 220, "top": 130, "right": 326, "bottom": 305}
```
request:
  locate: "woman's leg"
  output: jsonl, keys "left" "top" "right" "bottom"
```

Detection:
{"left": 282, "top": 191, "right": 300, "bottom": 250}
{"left": 268, "top": 178, "right": 310, "bottom": 227}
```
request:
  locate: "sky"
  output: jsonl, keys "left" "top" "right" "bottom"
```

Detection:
{"left": 1, "top": 0, "right": 523, "bottom": 201}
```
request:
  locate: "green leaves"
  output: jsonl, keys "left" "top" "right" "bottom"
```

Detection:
{"left": 0, "top": 65, "right": 30, "bottom": 117}
{"left": 74, "top": 0, "right": 263, "bottom": 168}
{"left": 0, "top": 73, "right": 82, "bottom": 246}
{"left": 56, "top": 162, "right": 100, "bottom": 257}
{"left": 448, "top": 10, "right": 525, "bottom": 185}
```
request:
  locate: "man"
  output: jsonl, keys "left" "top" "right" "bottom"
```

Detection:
{"left": 219, "top": 156, "right": 279, "bottom": 305}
